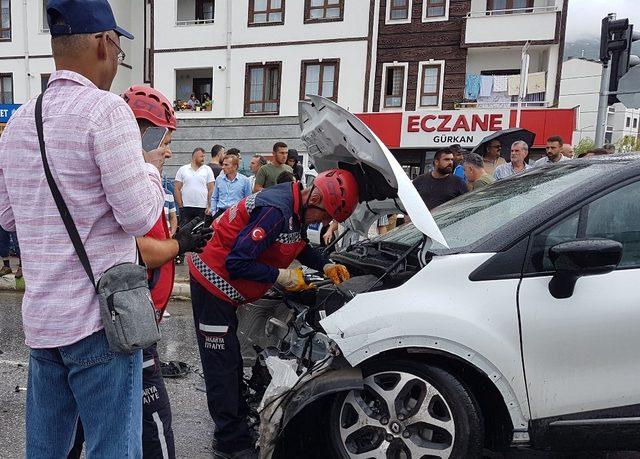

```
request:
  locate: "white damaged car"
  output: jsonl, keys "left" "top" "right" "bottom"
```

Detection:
{"left": 240, "top": 96, "right": 640, "bottom": 459}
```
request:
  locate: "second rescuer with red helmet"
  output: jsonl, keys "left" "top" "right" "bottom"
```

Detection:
{"left": 188, "top": 169, "right": 359, "bottom": 459}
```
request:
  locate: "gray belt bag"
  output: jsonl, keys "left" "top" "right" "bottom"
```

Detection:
{"left": 35, "top": 93, "right": 160, "bottom": 354}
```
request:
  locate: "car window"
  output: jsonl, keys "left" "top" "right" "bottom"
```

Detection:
{"left": 527, "top": 180, "right": 640, "bottom": 274}
{"left": 374, "top": 162, "right": 605, "bottom": 253}
{"left": 529, "top": 211, "right": 579, "bottom": 272}
{"left": 584, "top": 181, "right": 640, "bottom": 268}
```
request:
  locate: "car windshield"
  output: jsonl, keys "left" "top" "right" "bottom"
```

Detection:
{"left": 374, "top": 162, "right": 610, "bottom": 252}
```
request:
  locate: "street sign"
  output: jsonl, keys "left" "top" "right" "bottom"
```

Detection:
{"left": 617, "top": 65, "right": 640, "bottom": 108}
{"left": 0, "top": 104, "right": 21, "bottom": 123}
{"left": 401, "top": 110, "right": 510, "bottom": 148}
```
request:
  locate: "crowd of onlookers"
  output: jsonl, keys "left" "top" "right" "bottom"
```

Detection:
{"left": 411, "top": 135, "right": 616, "bottom": 211}
{"left": 167, "top": 134, "right": 619, "bottom": 245}
{"left": 168, "top": 141, "right": 304, "bottom": 265}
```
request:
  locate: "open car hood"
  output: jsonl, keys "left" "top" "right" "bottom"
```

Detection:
{"left": 299, "top": 96, "right": 447, "bottom": 247}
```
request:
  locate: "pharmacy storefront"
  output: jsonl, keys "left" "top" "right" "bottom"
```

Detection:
{"left": 356, "top": 108, "right": 576, "bottom": 178}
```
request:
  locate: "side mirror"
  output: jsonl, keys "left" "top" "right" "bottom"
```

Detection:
{"left": 548, "top": 239, "right": 622, "bottom": 299}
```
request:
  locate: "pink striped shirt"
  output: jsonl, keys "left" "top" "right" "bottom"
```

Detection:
{"left": 0, "top": 71, "right": 164, "bottom": 348}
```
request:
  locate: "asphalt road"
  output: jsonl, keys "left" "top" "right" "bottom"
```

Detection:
{"left": 0, "top": 292, "right": 214, "bottom": 459}
{"left": 1, "top": 292, "right": 638, "bottom": 459}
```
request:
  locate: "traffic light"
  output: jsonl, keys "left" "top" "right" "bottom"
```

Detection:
{"left": 600, "top": 16, "right": 640, "bottom": 104}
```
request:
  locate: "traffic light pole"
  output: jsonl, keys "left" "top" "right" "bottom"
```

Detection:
{"left": 595, "top": 61, "right": 612, "bottom": 147}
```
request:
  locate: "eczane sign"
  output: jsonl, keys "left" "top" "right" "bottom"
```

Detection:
{"left": 400, "top": 110, "right": 510, "bottom": 148}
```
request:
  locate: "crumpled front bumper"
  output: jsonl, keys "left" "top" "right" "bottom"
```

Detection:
{"left": 257, "top": 355, "right": 363, "bottom": 459}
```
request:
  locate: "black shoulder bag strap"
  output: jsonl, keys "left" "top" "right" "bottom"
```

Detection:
{"left": 35, "top": 93, "right": 98, "bottom": 292}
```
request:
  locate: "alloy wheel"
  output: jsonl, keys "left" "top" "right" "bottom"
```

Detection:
{"left": 337, "top": 370, "right": 455, "bottom": 458}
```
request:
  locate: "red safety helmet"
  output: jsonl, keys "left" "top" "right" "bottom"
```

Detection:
{"left": 122, "top": 85, "right": 177, "bottom": 131}
{"left": 312, "top": 169, "right": 359, "bottom": 223}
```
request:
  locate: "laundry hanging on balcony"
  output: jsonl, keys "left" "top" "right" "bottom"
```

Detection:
{"left": 507, "top": 75, "right": 520, "bottom": 96}
{"left": 493, "top": 75, "right": 508, "bottom": 92}
{"left": 479, "top": 76, "right": 493, "bottom": 97}
{"left": 527, "top": 72, "right": 546, "bottom": 94}
{"left": 464, "top": 74, "right": 482, "bottom": 100}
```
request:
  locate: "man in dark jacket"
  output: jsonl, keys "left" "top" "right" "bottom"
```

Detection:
{"left": 286, "top": 149, "right": 304, "bottom": 182}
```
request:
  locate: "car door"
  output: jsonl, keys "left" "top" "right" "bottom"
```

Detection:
{"left": 518, "top": 179, "right": 640, "bottom": 422}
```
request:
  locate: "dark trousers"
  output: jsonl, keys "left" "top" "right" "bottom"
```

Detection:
{"left": 142, "top": 344, "right": 176, "bottom": 459}
{"left": 179, "top": 207, "right": 206, "bottom": 227}
{"left": 190, "top": 279, "right": 251, "bottom": 454}
{"left": 67, "top": 344, "right": 175, "bottom": 459}
{"left": 0, "top": 226, "right": 19, "bottom": 258}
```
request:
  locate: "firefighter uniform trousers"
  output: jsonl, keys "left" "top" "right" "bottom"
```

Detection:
{"left": 142, "top": 344, "right": 176, "bottom": 459}
{"left": 190, "top": 278, "right": 252, "bottom": 454}
{"left": 66, "top": 344, "right": 176, "bottom": 459}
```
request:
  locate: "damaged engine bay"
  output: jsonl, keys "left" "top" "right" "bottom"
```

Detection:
{"left": 236, "top": 230, "right": 428, "bottom": 458}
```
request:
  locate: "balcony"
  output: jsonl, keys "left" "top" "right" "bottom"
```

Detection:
{"left": 463, "top": 5, "right": 559, "bottom": 46}
{"left": 176, "top": 0, "right": 215, "bottom": 26}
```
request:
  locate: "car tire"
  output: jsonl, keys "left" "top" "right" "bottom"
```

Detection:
{"left": 327, "top": 359, "right": 484, "bottom": 459}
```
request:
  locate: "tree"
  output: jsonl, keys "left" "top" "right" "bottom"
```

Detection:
{"left": 615, "top": 135, "right": 640, "bottom": 152}
{"left": 574, "top": 138, "right": 595, "bottom": 156}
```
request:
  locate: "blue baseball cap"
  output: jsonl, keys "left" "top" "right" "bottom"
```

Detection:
{"left": 46, "top": 0, "right": 134, "bottom": 39}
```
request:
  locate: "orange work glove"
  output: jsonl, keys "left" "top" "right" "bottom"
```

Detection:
{"left": 276, "top": 268, "right": 314, "bottom": 292}
{"left": 323, "top": 264, "right": 351, "bottom": 285}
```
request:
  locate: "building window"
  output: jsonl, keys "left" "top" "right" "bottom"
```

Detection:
{"left": 634, "top": 118, "right": 638, "bottom": 129}
{"left": 486, "top": 0, "right": 533, "bottom": 14}
{"left": 41, "top": 74, "right": 50, "bottom": 93}
{"left": 418, "top": 63, "right": 443, "bottom": 108}
{"left": 382, "top": 64, "right": 407, "bottom": 109}
{"left": 41, "top": 0, "right": 48, "bottom": 32}
{"left": 0, "top": 0, "right": 10, "bottom": 40}
{"left": 245, "top": 62, "right": 281, "bottom": 115}
{"left": 388, "top": 0, "right": 411, "bottom": 21}
{"left": 196, "top": 0, "right": 214, "bottom": 20}
{"left": 423, "top": 0, "right": 448, "bottom": 21}
{"left": 175, "top": 68, "right": 213, "bottom": 110}
{"left": 176, "top": 0, "right": 214, "bottom": 25}
{"left": 301, "top": 60, "right": 339, "bottom": 102}
{"left": 248, "top": 0, "right": 285, "bottom": 26}
{"left": 304, "top": 0, "right": 343, "bottom": 23}
{"left": 0, "top": 74, "right": 13, "bottom": 104}
{"left": 626, "top": 117, "right": 631, "bottom": 128}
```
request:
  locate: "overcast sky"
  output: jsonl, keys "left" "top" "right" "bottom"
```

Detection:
{"left": 566, "top": 0, "right": 640, "bottom": 41}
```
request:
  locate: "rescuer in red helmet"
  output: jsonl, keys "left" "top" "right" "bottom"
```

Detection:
{"left": 68, "top": 85, "right": 213, "bottom": 459}
{"left": 125, "top": 85, "right": 213, "bottom": 459}
{"left": 188, "top": 168, "right": 359, "bottom": 459}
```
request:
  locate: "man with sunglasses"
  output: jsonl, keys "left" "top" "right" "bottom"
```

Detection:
{"left": 0, "top": 1, "right": 168, "bottom": 457}
{"left": 482, "top": 140, "right": 507, "bottom": 176}
{"left": 189, "top": 170, "right": 358, "bottom": 458}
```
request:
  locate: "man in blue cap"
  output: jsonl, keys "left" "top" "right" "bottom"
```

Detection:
{"left": 0, "top": 1, "right": 168, "bottom": 458}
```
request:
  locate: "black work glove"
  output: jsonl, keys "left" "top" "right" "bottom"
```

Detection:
{"left": 173, "top": 217, "right": 213, "bottom": 255}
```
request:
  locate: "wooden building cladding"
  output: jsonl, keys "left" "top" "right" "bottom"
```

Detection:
{"left": 374, "top": 0, "right": 471, "bottom": 111}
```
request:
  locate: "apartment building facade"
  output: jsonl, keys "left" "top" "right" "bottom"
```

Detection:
{"left": 0, "top": 0, "right": 144, "bottom": 103}
{"left": 141, "top": 0, "right": 374, "bottom": 175}
{"left": 358, "top": 0, "right": 572, "bottom": 173}
{"left": 1, "top": 0, "right": 574, "bottom": 173}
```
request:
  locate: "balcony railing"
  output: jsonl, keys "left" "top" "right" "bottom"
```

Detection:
{"left": 455, "top": 101, "right": 549, "bottom": 109}
{"left": 466, "top": 5, "right": 558, "bottom": 17}
{"left": 464, "top": 5, "right": 559, "bottom": 45}
{"left": 175, "top": 18, "right": 215, "bottom": 27}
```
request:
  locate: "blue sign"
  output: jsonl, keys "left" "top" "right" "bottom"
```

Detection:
{"left": 0, "top": 104, "right": 21, "bottom": 123}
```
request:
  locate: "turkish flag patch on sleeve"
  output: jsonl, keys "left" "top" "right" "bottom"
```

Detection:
{"left": 251, "top": 227, "right": 266, "bottom": 242}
